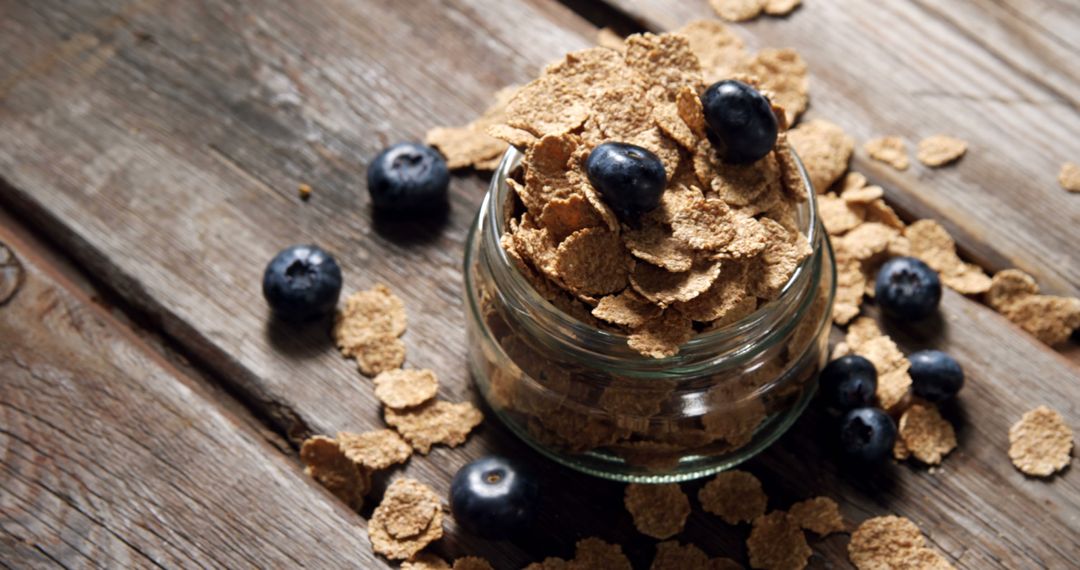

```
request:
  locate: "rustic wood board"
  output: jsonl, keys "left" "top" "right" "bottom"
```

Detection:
{"left": 0, "top": 0, "right": 1078, "bottom": 567}
{"left": 0, "top": 222, "right": 382, "bottom": 567}
{"left": 596, "top": 0, "right": 1080, "bottom": 298}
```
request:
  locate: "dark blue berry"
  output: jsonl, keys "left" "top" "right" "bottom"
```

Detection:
{"left": 875, "top": 256, "right": 942, "bottom": 320}
{"left": 908, "top": 350, "right": 963, "bottom": 402}
{"left": 820, "top": 355, "right": 878, "bottom": 411}
{"left": 700, "top": 80, "right": 778, "bottom": 164}
{"left": 367, "top": 143, "right": 449, "bottom": 211}
{"left": 262, "top": 245, "right": 342, "bottom": 321}
{"left": 585, "top": 142, "right": 667, "bottom": 224}
{"left": 450, "top": 456, "right": 539, "bottom": 540}
{"left": 839, "top": 407, "right": 896, "bottom": 462}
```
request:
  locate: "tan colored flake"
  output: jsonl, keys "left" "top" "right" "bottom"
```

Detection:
{"left": 676, "top": 86, "right": 708, "bottom": 138}
{"left": 832, "top": 342, "right": 851, "bottom": 359}
{"left": 452, "top": 557, "right": 494, "bottom": 570}
{"left": 625, "top": 483, "right": 691, "bottom": 539}
{"left": 893, "top": 433, "right": 911, "bottom": 460}
{"left": 842, "top": 184, "right": 885, "bottom": 204}
{"left": 836, "top": 222, "right": 900, "bottom": 261}
{"left": 574, "top": 537, "right": 632, "bottom": 570}
{"left": 650, "top": 541, "right": 708, "bottom": 570}
{"left": 487, "top": 124, "right": 538, "bottom": 149}
{"left": 337, "top": 429, "right": 412, "bottom": 471}
{"left": 402, "top": 553, "right": 450, "bottom": 570}
{"left": 671, "top": 198, "right": 737, "bottom": 251}
{"left": 917, "top": 135, "right": 967, "bottom": 167}
{"left": 864, "top": 136, "right": 910, "bottom": 170}
{"left": 655, "top": 101, "right": 698, "bottom": 150}
{"left": 539, "top": 193, "right": 604, "bottom": 242}
{"left": 898, "top": 404, "right": 957, "bottom": 465}
{"left": 334, "top": 285, "right": 407, "bottom": 358}
{"left": 764, "top": 0, "right": 802, "bottom": 16}
{"left": 676, "top": 20, "right": 746, "bottom": 84}
{"left": 789, "top": 497, "right": 844, "bottom": 536}
{"left": 774, "top": 137, "right": 809, "bottom": 204}
{"left": 848, "top": 516, "right": 925, "bottom": 570}
{"left": 592, "top": 289, "right": 662, "bottom": 328}
{"left": 749, "top": 217, "right": 812, "bottom": 300}
{"left": 655, "top": 183, "right": 704, "bottom": 223}
{"left": 817, "top": 192, "right": 866, "bottom": 236}
{"left": 369, "top": 478, "right": 444, "bottom": 560}
{"left": 710, "top": 0, "right": 766, "bottom": 22}
{"left": 747, "top": 511, "right": 811, "bottom": 570}
{"left": 843, "top": 172, "right": 868, "bottom": 192}
{"left": 711, "top": 214, "right": 770, "bottom": 260}
{"left": 384, "top": 400, "right": 483, "bottom": 454}
{"left": 555, "top": 227, "right": 629, "bottom": 296}
{"left": 593, "top": 84, "right": 654, "bottom": 140}
{"left": 1059, "top": 162, "right": 1080, "bottom": 192}
{"left": 631, "top": 127, "right": 682, "bottom": 181}
{"left": 905, "top": 219, "right": 991, "bottom": 295}
{"left": 1006, "top": 294, "right": 1080, "bottom": 346}
{"left": 373, "top": 369, "right": 439, "bottom": 410}
{"left": 706, "top": 151, "right": 780, "bottom": 208}
{"left": 512, "top": 222, "right": 563, "bottom": 284}
{"left": 899, "top": 548, "right": 956, "bottom": 569}
{"left": 425, "top": 126, "right": 506, "bottom": 170}
{"left": 698, "top": 470, "right": 767, "bottom": 524}
{"left": 623, "top": 222, "right": 695, "bottom": 272}
{"left": 628, "top": 308, "right": 695, "bottom": 358}
{"left": 624, "top": 33, "right": 703, "bottom": 101}
{"left": 845, "top": 319, "right": 911, "bottom": 411}
{"left": 676, "top": 261, "right": 751, "bottom": 322}
{"left": 597, "top": 27, "right": 625, "bottom": 51}
{"left": 788, "top": 119, "right": 855, "bottom": 193}
{"left": 1008, "top": 405, "right": 1073, "bottom": 477}
{"left": 833, "top": 252, "right": 866, "bottom": 325}
{"left": 845, "top": 315, "right": 883, "bottom": 347}
{"left": 986, "top": 268, "right": 1039, "bottom": 312}
{"left": 739, "top": 48, "right": 809, "bottom": 124}
{"left": 356, "top": 335, "right": 407, "bottom": 377}
{"left": 630, "top": 259, "right": 724, "bottom": 307}
{"left": 299, "top": 435, "right": 369, "bottom": 511}
{"left": 864, "top": 199, "right": 906, "bottom": 230}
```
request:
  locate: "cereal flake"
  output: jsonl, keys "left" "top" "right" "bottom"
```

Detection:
{"left": 710, "top": 0, "right": 766, "bottom": 22}
{"left": 555, "top": 227, "right": 630, "bottom": 296}
{"left": 630, "top": 259, "right": 724, "bottom": 307}
{"left": 1008, "top": 405, "right": 1073, "bottom": 477}
{"left": 1059, "top": 162, "right": 1080, "bottom": 192}
{"left": 625, "top": 483, "right": 691, "bottom": 539}
{"left": 787, "top": 119, "right": 855, "bottom": 193}
{"left": 905, "top": 219, "right": 990, "bottom": 295}
{"left": 676, "top": 20, "right": 747, "bottom": 84}
{"left": 385, "top": 400, "right": 483, "bottom": 454}
{"left": 764, "top": 0, "right": 801, "bottom": 16}
{"left": 574, "top": 537, "right": 632, "bottom": 570}
{"left": 628, "top": 308, "right": 695, "bottom": 359}
{"left": 337, "top": 429, "right": 412, "bottom": 471}
{"left": 299, "top": 435, "right": 369, "bottom": 511}
{"left": 739, "top": 48, "right": 809, "bottom": 124}
{"left": 373, "top": 368, "right": 439, "bottom": 409}
{"left": 356, "top": 335, "right": 407, "bottom": 377}
{"left": 864, "top": 136, "right": 909, "bottom": 171}
{"left": 592, "top": 289, "right": 662, "bottom": 328}
{"left": 898, "top": 404, "right": 957, "bottom": 465}
{"left": 369, "top": 478, "right": 443, "bottom": 560}
{"left": 788, "top": 496, "right": 844, "bottom": 536}
{"left": 452, "top": 557, "right": 494, "bottom": 570}
{"left": 334, "top": 285, "right": 407, "bottom": 358}
{"left": 698, "top": 470, "right": 767, "bottom": 524}
{"left": 747, "top": 511, "right": 812, "bottom": 570}
{"left": 848, "top": 516, "right": 953, "bottom": 570}
{"left": 402, "top": 553, "right": 449, "bottom": 570}
{"left": 916, "top": 135, "right": 967, "bottom": 167}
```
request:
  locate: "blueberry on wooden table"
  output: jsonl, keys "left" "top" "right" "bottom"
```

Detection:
{"left": 450, "top": 456, "right": 539, "bottom": 540}
{"left": 262, "top": 245, "right": 343, "bottom": 321}
{"left": 820, "top": 354, "right": 878, "bottom": 411}
{"left": 367, "top": 142, "right": 450, "bottom": 211}
{"left": 909, "top": 350, "right": 964, "bottom": 402}
{"left": 875, "top": 256, "right": 942, "bottom": 321}
{"left": 585, "top": 141, "right": 667, "bottom": 225}
{"left": 839, "top": 407, "right": 896, "bottom": 463}
{"left": 700, "top": 79, "right": 778, "bottom": 164}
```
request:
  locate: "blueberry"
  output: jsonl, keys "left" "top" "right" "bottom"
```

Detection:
{"left": 262, "top": 245, "right": 342, "bottom": 321}
{"left": 908, "top": 350, "right": 963, "bottom": 402}
{"left": 700, "top": 80, "right": 778, "bottom": 164}
{"left": 820, "top": 355, "right": 878, "bottom": 411}
{"left": 585, "top": 142, "right": 667, "bottom": 224}
{"left": 839, "top": 407, "right": 897, "bottom": 462}
{"left": 367, "top": 142, "right": 449, "bottom": 211}
{"left": 450, "top": 456, "right": 539, "bottom": 539}
{"left": 875, "top": 256, "right": 942, "bottom": 320}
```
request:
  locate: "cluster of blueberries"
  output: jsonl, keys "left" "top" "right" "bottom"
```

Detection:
{"left": 825, "top": 257, "right": 964, "bottom": 463}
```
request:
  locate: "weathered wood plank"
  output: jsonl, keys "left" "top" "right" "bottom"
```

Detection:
{"left": 596, "top": 0, "right": 1080, "bottom": 298}
{"left": 0, "top": 225, "right": 380, "bottom": 567}
{"left": 0, "top": 0, "right": 1078, "bottom": 567}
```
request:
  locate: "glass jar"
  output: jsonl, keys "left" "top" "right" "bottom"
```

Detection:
{"left": 463, "top": 148, "right": 836, "bottom": 483}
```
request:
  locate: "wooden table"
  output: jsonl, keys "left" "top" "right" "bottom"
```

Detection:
{"left": 1, "top": 0, "right": 1077, "bottom": 567}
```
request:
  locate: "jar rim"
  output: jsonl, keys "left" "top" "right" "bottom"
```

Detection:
{"left": 474, "top": 144, "right": 826, "bottom": 368}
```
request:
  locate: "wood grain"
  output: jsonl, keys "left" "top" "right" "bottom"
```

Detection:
{"left": 597, "top": 0, "right": 1080, "bottom": 298}
{"left": 0, "top": 225, "right": 380, "bottom": 567}
{"left": 0, "top": 0, "right": 1078, "bottom": 567}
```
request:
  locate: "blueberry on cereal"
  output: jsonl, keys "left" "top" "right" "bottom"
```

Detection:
{"left": 262, "top": 245, "right": 343, "bottom": 321}
{"left": 820, "top": 354, "right": 878, "bottom": 411}
{"left": 367, "top": 142, "right": 450, "bottom": 211}
{"left": 908, "top": 350, "right": 964, "bottom": 402}
{"left": 875, "top": 256, "right": 942, "bottom": 320}
{"left": 450, "top": 456, "right": 539, "bottom": 539}
{"left": 701, "top": 80, "right": 778, "bottom": 164}
{"left": 840, "top": 407, "right": 896, "bottom": 463}
{"left": 585, "top": 142, "right": 667, "bottom": 224}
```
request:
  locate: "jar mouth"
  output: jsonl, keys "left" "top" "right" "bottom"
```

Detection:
{"left": 472, "top": 145, "right": 827, "bottom": 369}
